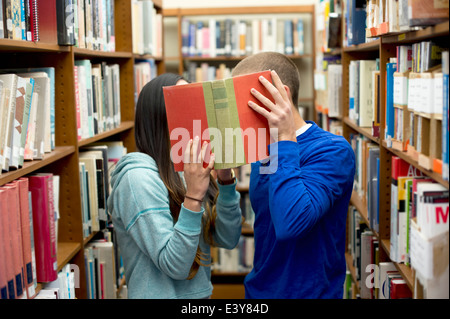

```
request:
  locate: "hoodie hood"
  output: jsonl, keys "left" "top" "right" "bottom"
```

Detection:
{"left": 110, "top": 152, "right": 159, "bottom": 191}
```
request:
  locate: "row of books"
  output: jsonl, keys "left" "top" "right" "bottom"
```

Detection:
{"left": 134, "top": 58, "right": 158, "bottom": 103}
{"left": 349, "top": 134, "right": 380, "bottom": 232}
{"left": 84, "top": 237, "right": 117, "bottom": 299}
{"left": 131, "top": 0, "right": 162, "bottom": 57}
{"left": 387, "top": 50, "right": 449, "bottom": 181}
{"left": 34, "top": 264, "right": 77, "bottom": 299}
{"left": 0, "top": 68, "right": 55, "bottom": 172}
{"left": 211, "top": 235, "right": 254, "bottom": 274}
{"left": 181, "top": 16, "right": 306, "bottom": 58}
{"left": 348, "top": 206, "right": 412, "bottom": 299}
{"left": 74, "top": 60, "right": 121, "bottom": 141}
{"left": 0, "top": 0, "right": 116, "bottom": 51}
{"left": 184, "top": 62, "right": 232, "bottom": 84}
{"left": 365, "top": 0, "right": 449, "bottom": 39}
{"left": 344, "top": 0, "right": 448, "bottom": 47}
{"left": 316, "top": 0, "right": 343, "bottom": 53}
{"left": 79, "top": 141, "right": 127, "bottom": 240}
{"left": 0, "top": 173, "right": 60, "bottom": 299}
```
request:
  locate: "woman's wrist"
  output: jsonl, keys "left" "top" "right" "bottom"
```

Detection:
{"left": 184, "top": 196, "right": 202, "bottom": 212}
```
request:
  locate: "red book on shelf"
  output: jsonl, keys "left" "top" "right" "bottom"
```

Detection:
{"left": 2, "top": 183, "right": 25, "bottom": 299}
{"left": 0, "top": 189, "right": 12, "bottom": 299}
{"left": 28, "top": 173, "right": 57, "bottom": 283}
{"left": 13, "top": 178, "right": 37, "bottom": 299}
{"left": 38, "top": 0, "right": 58, "bottom": 44}
{"left": 390, "top": 279, "right": 412, "bottom": 299}
{"left": 163, "top": 70, "right": 273, "bottom": 172}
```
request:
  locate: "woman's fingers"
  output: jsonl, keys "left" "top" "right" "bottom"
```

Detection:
{"left": 184, "top": 139, "right": 192, "bottom": 164}
{"left": 191, "top": 136, "right": 200, "bottom": 163}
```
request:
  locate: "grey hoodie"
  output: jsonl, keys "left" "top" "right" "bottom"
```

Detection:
{"left": 107, "top": 152, "right": 242, "bottom": 298}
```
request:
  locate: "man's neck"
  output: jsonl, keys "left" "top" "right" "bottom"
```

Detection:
{"left": 293, "top": 108, "right": 307, "bottom": 131}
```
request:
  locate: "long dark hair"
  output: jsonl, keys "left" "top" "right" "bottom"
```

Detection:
{"left": 134, "top": 73, "right": 219, "bottom": 279}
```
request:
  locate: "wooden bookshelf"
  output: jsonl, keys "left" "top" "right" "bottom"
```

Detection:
{"left": 319, "top": 11, "right": 449, "bottom": 298}
{"left": 0, "top": 0, "right": 165, "bottom": 299}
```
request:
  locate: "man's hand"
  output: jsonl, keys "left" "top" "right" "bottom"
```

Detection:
{"left": 248, "top": 70, "right": 297, "bottom": 143}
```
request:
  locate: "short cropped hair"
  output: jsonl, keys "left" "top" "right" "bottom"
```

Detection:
{"left": 232, "top": 52, "right": 300, "bottom": 106}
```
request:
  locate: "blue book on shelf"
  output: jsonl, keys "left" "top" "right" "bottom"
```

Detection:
{"left": 443, "top": 59, "right": 449, "bottom": 181}
{"left": 385, "top": 62, "right": 397, "bottom": 142}
{"left": 347, "top": 0, "right": 366, "bottom": 46}
{"left": 284, "top": 20, "right": 293, "bottom": 55}
{"left": 188, "top": 22, "right": 196, "bottom": 57}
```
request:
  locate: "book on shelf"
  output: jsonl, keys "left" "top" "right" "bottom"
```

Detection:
{"left": 378, "top": 262, "right": 397, "bottom": 299}
{"left": 163, "top": 70, "right": 273, "bottom": 172}
{"left": 74, "top": 60, "right": 121, "bottom": 140}
{"left": 28, "top": 173, "right": 57, "bottom": 283}
{"left": 327, "top": 64, "right": 343, "bottom": 118}
{"left": 35, "top": 264, "right": 77, "bottom": 299}
{"left": 407, "top": 0, "right": 449, "bottom": 27}
{"left": 181, "top": 16, "right": 305, "bottom": 58}
{"left": 212, "top": 235, "right": 254, "bottom": 274}
{"left": 84, "top": 239, "right": 117, "bottom": 299}
{"left": 442, "top": 51, "right": 449, "bottom": 181}
{"left": 345, "top": 0, "right": 366, "bottom": 46}
{"left": 131, "top": 0, "right": 161, "bottom": 57}
{"left": 134, "top": 58, "right": 157, "bottom": 102}
{"left": 390, "top": 279, "right": 412, "bottom": 299}
{"left": 348, "top": 59, "right": 378, "bottom": 128}
{"left": 390, "top": 156, "right": 424, "bottom": 264}
{"left": 0, "top": 67, "right": 56, "bottom": 166}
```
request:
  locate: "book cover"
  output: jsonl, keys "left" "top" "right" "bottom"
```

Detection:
{"left": 417, "top": 182, "right": 449, "bottom": 239}
{"left": 38, "top": 0, "right": 57, "bottom": 44}
{"left": 163, "top": 70, "right": 273, "bottom": 172}
{"left": 2, "top": 182, "right": 25, "bottom": 299}
{"left": 390, "top": 279, "right": 412, "bottom": 299}
{"left": 0, "top": 73, "right": 18, "bottom": 171}
{"left": 28, "top": 173, "right": 58, "bottom": 283}
{"left": 13, "top": 177, "right": 37, "bottom": 299}
{"left": 385, "top": 61, "right": 397, "bottom": 143}
{"left": 378, "top": 262, "right": 397, "bottom": 299}
{"left": 0, "top": 188, "right": 15, "bottom": 299}
{"left": 358, "top": 60, "right": 377, "bottom": 127}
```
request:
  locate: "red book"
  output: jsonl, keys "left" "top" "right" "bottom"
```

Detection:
{"left": 28, "top": 174, "right": 57, "bottom": 283}
{"left": 163, "top": 70, "right": 273, "bottom": 172}
{"left": 390, "top": 279, "right": 412, "bottom": 299}
{"left": 38, "top": 0, "right": 58, "bottom": 44}
{"left": 3, "top": 183, "right": 25, "bottom": 299}
{"left": 13, "top": 178, "right": 37, "bottom": 299}
{"left": 0, "top": 189, "right": 10, "bottom": 299}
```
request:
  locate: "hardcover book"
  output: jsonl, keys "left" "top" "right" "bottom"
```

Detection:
{"left": 163, "top": 70, "right": 273, "bottom": 171}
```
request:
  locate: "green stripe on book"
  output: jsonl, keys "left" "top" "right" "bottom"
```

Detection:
{"left": 202, "top": 79, "right": 246, "bottom": 169}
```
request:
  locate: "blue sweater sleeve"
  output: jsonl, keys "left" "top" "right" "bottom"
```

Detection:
{"left": 267, "top": 139, "right": 355, "bottom": 241}
{"left": 211, "top": 182, "right": 242, "bottom": 249}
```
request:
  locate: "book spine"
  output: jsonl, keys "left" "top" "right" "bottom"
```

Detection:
{"left": 443, "top": 51, "right": 449, "bottom": 181}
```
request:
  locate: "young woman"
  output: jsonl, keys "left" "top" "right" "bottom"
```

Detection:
{"left": 107, "top": 73, "right": 243, "bottom": 299}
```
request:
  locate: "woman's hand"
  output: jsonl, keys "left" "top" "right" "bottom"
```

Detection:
{"left": 248, "top": 70, "right": 297, "bottom": 143}
{"left": 183, "top": 136, "right": 215, "bottom": 211}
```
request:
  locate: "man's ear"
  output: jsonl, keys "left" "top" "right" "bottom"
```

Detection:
{"left": 283, "top": 85, "right": 294, "bottom": 105}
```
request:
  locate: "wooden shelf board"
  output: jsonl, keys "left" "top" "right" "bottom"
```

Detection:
{"left": 344, "top": 117, "right": 380, "bottom": 144}
{"left": 183, "top": 53, "right": 312, "bottom": 62}
{"left": 73, "top": 47, "right": 132, "bottom": 59}
{"left": 163, "top": 5, "right": 315, "bottom": 17}
{"left": 78, "top": 121, "right": 134, "bottom": 147}
{"left": 382, "top": 141, "right": 449, "bottom": 189}
{"left": 343, "top": 39, "right": 380, "bottom": 52}
{"left": 0, "top": 146, "right": 75, "bottom": 186}
{"left": 57, "top": 242, "right": 82, "bottom": 272}
{"left": 0, "top": 38, "right": 70, "bottom": 53}
{"left": 382, "top": 21, "right": 449, "bottom": 44}
{"left": 380, "top": 239, "right": 414, "bottom": 291}
{"left": 133, "top": 53, "right": 163, "bottom": 61}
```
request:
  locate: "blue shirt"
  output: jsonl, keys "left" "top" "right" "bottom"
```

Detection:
{"left": 244, "top": 121, "right": 355, "bottom": 298}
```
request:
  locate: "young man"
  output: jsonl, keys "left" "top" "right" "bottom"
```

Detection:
{"left": 232, "top": 52, "right": 355, "bottom": 298}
